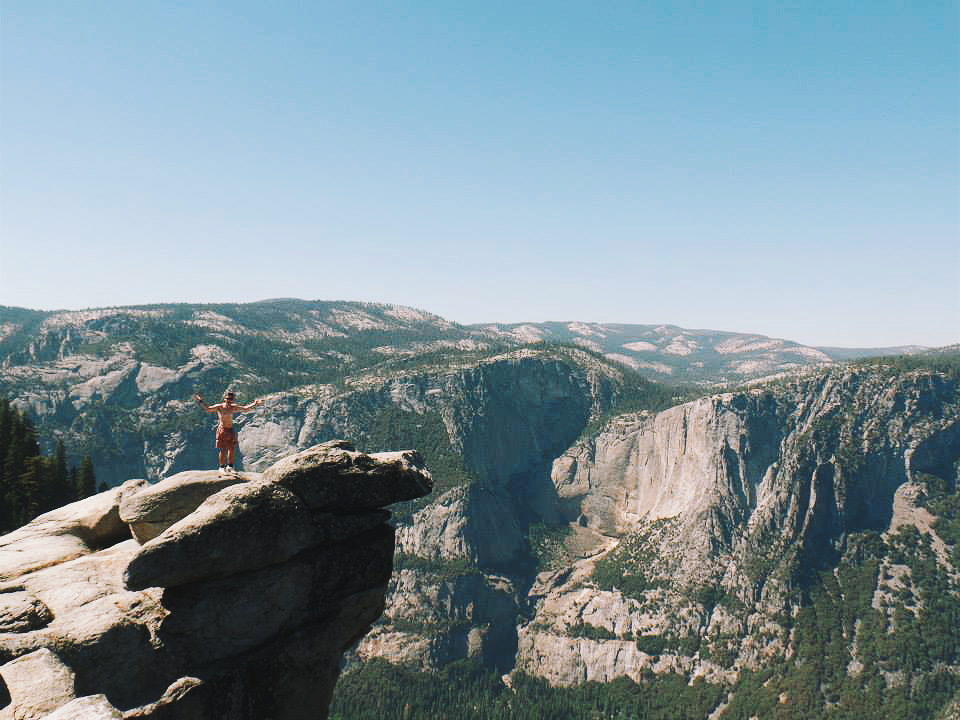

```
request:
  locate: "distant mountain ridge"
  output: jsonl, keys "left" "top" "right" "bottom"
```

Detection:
{"left": 470, "top": 321, "right": 862, "bottom": 383}
{"left": 0, "top": 299, "right": 934, "bottom": 388}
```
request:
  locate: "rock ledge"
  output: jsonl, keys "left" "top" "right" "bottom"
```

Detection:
{"left": 0, "top": 440, "right": 431, "bottom": 720}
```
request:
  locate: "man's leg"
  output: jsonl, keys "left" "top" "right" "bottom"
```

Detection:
{"left": 227, "top": 446, "right": 235, "bottom": 469}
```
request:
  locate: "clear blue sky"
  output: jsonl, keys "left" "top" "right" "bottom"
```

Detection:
{"left": 1, "top": 1, "right": 957, "bottom": 347}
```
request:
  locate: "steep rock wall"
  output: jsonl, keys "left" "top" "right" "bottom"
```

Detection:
{"left": 341, "top": 350, "right": 622, "bottom": 670}
{"left": 515, "top": 366, "right": 960, "bottom": 685}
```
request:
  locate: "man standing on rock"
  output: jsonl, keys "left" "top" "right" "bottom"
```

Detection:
{"left": 193, "top": 390, "right": 264, "bottom": 474}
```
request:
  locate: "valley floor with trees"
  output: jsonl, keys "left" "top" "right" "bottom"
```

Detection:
{"left": 330, "top": 659, "right": 724, "bottom": 720}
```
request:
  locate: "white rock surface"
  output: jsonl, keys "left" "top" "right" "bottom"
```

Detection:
{"left": 0, "top": 443, "right": 430, "bottom": 718}
{"left": 0, "top": 648, "right": 76, "bottom": 720}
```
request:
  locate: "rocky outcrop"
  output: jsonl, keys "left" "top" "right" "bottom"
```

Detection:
{"left": 0, "top": 440, "right": 431, "bottom": 719}
{"left": 514, "top": 366, "right": 960, "bottom": 685}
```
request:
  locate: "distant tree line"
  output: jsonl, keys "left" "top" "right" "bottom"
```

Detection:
{"left": 855, "top": 351, "right": 960, "bottom": 378}
{"left": 330, "top": 658, "right": 724, "bottom": 720}
{"left": 0, "top": 398, "right": 98, "bottom": 533}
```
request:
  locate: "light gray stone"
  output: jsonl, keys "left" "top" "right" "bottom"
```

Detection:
{"left": 396, "top": 485, "right": 523, "bottom": 566}
{"left": 262, "top": 440, "right": 433, "bottom": 511}
{"left": 0, "top": 482, "right": 147, "bottom": 584}
{"left": 123, "top": 481, "right": 316, "bottom": 591}
{"left": 0, "top": 591, "right": 51, "bottom": 633}
{"left": 0, "top": 648, "right": 76, "bottom": 720}
{"left": 44, "top": 695, "right": 123, "bottom": 719}
{"left": 121, "top": 677, "right": 206, "bottom": 720}
{"left": 118, "top": 470, "right": 250, "bottom": 543}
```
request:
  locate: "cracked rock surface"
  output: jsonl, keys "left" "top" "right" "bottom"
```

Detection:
{"left": 0, "top": 440, "right": 431, "bottom": 720}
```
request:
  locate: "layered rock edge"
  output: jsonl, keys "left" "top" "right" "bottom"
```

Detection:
{"left": 0, "top": 440, "right": 432, "bottom": 720}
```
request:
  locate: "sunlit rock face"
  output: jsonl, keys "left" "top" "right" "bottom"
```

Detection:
{"left": 0, "top": 441, "right": 431, "bottom": 720}
{"left": 514, "top": 367, "right": 960, "bottom": 686}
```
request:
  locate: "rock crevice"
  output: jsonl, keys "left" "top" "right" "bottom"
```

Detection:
{"left": 0, "top": 440, "right": 431, "bottom": 720}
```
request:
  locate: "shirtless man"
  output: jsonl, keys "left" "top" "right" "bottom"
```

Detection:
{"left": 193, "top": 390, "right": 264, "bottom": 473}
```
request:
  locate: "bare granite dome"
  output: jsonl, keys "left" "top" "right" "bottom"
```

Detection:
{"left": 0, "top": 441, "right": 432, "bottom": 720}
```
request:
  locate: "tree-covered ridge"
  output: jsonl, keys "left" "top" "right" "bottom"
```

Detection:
{"left": 0, "top": 301, "right": 501, "bottom": 402}
{"left": 0, "top": 398, "right": 98, "bottom": 533}
{"left": 852, "top": 349, "right": 960, "bottom": 379}
{"left": 719, "top": 524, "right": 960, "bottom": 720}
{"left": 0, "top": 300, "right": 469, "bottom": 363}
{"left": 5, "top": 299, "right": 940, "bottom": 393}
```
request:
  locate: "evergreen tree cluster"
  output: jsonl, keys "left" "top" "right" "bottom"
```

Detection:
{"left": 329, "top": 659, "right": 723, "bottom": 720}
{"left": 0, "top": 398, "right": 97, "bottom": 533}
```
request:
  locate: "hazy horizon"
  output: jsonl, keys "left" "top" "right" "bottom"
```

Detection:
{"left": 0, "top": 295, "right": 952, "bottom": 351}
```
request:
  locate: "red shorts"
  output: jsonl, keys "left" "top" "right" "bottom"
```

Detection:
{"left": 216, "top": 425, "right": 237, "bottom": 450}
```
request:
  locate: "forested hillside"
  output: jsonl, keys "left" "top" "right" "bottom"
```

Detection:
{"left": 0, "top": 397, "right": 98, "bottom": 532}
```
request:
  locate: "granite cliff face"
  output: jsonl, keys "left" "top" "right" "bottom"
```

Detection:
{"left": 513, "top": 366, "right": 960, "bottom": 686}
{"left": 333, "top": 360, "right": 959, "bottom": 714}
{"left": 276, "top": 348, "right": 627, "bottom": 672}
{"left": 0, "top": 441, "right": 432, "bottom": 719}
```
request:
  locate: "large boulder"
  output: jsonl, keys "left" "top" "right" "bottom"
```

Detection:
{"left": 0, "top": 648, "right": 76, "bottom": 720}
{"left": 263, "top": 440, "right": 433, "bottom": 511}
{"left": 123, "top": 481, "right": 315, "bottom": 590}
{"left": 0, "top": 479, "right": 147, "bottom": 584}
{"left": 118, "top": 470, "right": 250, "bottom": 543}
{"left": 45, "top": 695, "right": 123, "bottom": 719}
{"left": 0, "top": 441, "right": 431, "bottom": 719}
{"left": 0, "top": 591, "right": 52, "bottom": 634}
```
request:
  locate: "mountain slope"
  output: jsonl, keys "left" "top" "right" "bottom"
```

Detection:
{"left": 1, "top": 300, "right": 958, "bottom": 717}
{"left": 351, "top": 358, "right": 960, "bottom": 718}
{"left": 471, "top": 321, "right": 837, "bottom": 383}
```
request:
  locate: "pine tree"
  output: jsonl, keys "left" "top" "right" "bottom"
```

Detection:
{"left": 68, "top": 466, "right": 79, "bottom": 499}
{"left": 0, "top": 399, "right": 92, "bottom": 532}
{"left": 17, "top": 412, "right": 40, "bottom": 458}
{"left": 0, "top": 398, "right": 11, "bottom": 480}
{"left": 49, "top": 439, "right": 72, "bottom": 509}
{"left": 1, "top": 405, "right": 41, "bottom": 531}
{"left": 15, "top": 456, "right": 45, "bottom": 527}
{"left": 0, "top": 398, "right": 11, "bottom": 529}
{"left": 77, "top": 456, "right": 96, "bottom": 499}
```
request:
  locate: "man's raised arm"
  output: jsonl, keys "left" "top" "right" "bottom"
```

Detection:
{"left": 194, "top": 394, "right": 216, "bottom": 412}
{"left": 239, "top": 398, "right": 264, "bottom": 412}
